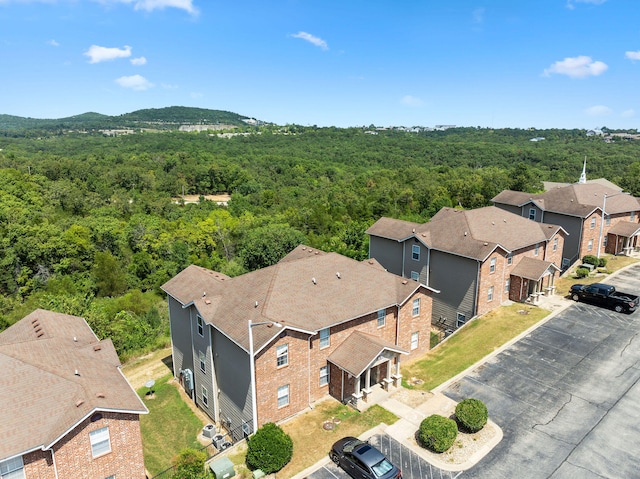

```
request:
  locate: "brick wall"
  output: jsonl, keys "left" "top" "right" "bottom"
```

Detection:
{"left": 476, "top": 251, "right": 508, "bottom": 316}
{"left": 49, "top": 412, "right": 145, "bottom": 479}
{"left": 23, "top": 450, "right": 55, "bottom": 479}
{"left": 580, "top": 212, "right": 601, "bottom": 258}
{"left": 253, "top": 290, "right": 432, "bottom": 426}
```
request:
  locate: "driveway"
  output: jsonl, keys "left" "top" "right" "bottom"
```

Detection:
{"left": 444, "top": 264, "right": 640, "bottom": 478}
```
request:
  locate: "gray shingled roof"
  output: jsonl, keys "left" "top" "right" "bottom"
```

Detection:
{"left": 327, "top": 331, "right": 408, "bottom": 377}
{"left": 493, "top": 183, "right": 640, "bottom": 218}
{"left": 161, "top": 246, "right": 430, "bottom": 353}
{"left": 510, "top": 256, "right": 559, "bottom": 281}
{"left": 368, "top": 206, "right": 565, "bottom": 261}
{"left": 0, "top": 309, "right": 147, "bottom": 461}
{"left": 608, "top": 222, "right": 640, "bottom": 237}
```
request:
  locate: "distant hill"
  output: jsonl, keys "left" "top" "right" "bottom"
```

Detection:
{"left": 0, "top": 106, "right": 256, "bottom": 131}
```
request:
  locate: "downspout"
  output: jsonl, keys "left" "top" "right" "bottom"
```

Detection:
{"left": 395, "top": 305, "right": 400, "bottom": 346}
{"left": 401, "top": 241, "right": 406, "bottom": 277}
{"left": 426, "top": 247, "right": 431, "bottom": 286}
{"left": 474, "top": 261, "right": 481, "bottom": 316}
{"left": 45, "top": 447, "right": 59, "bottom": 479}
{"left": 308, "top": 335, "right": 313, "bottom": 410}
{"left": 188, "top": 309, "right": 194, "bottom": 401}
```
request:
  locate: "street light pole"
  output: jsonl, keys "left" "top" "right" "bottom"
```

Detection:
{"left": 597, "top": 191, "right": 630, "bottom": 258}
{"left": 248, "top": 319, "right": 282, "bottom": 435}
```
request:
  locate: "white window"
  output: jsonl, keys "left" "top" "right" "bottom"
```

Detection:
{"left": 529, "top": 208, "right": 536, "bottom": 221}
{"left": 412, "top": 244, "right": 420, "bottom": 260}
{"left": 89, "top": 427, "right": 111, "bottom": 458}
{"left": 197, "top": 315, "right": 204, "bottom": 337}
{"left": 277, "top": 384, "right": 289, "bottom": 408}
{"left": 588, "top": 239, "right": 593, "bottom": 251}
{"left": 590, "top": 216, "right": 597, "bottom": 229}
{"left": 488, "top": 286, "right": 494, "bottom": 301}
{"left": 199, "top": 351, "right": 206, "bottom": 373}
{"left": 553, "top": 237, "right": 558, "bottom": 251}
{"left": 276, "top": 344, "right": 288, "bottom": 367}
{"left": 411, "top": 332, "right": 419, "bottom": 350}
{"left": 507, "top": 253, "right": 513, "bottom": 265}
{"left": 0, "top": 457, "right": 25, "bottom": 479}
{"left": 631, "top": 211, "right": 636, "bottom": 221}
{"left": 412, "top": 298, "right": 420, "bottom": 317}
{"left": 605, "top": 214, "right": 611, "bottom": 226}
{"left": 105, "top": 476, "right": 116, "bottom": 479}
{"left": 505, "top": 278, "right": 510, "bottom": 293}
{"left": 410, "top": 271, "right": 419, "bottom": 281}
{"left": 456, "top": 313, "right": 467, "bottom": 328}
{"left": 489, "top": 257, "right": 496, "bottom": 273}
{"left": 319, "top": 366, "right": 329, "bottom": 386}
{"left": 377, "top": 309, "right": 385, "bottom": 327}
{"left": 319, "top": 328, "right": 330, "bottom": 349}
{"left": 604, "top": 236, "right": 608, "bottom": 247}
{"left": 202, "top": 386, "right": 208, "bottom": 407}
{"left": 534, "top": 243, "right": 540, "bottom": 256}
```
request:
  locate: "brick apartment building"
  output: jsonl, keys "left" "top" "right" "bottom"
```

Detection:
{"left": 0, "top": 309, "right": 148, "bottom": 479}
{"left": 161, "top": 245, "right": 436, "bottom": 436}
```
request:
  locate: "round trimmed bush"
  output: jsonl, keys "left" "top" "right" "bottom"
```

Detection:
{"left": 455, "top": 398, "right": 488, "bottom": 433}
{"left": 246, "top": 422, "right": 293, "bottom": 474}
{"left": 575, "top": 267, "right": 590, "bottom": 279}
{"left": 418, "top": 414, "right": 458, "bottom": 453}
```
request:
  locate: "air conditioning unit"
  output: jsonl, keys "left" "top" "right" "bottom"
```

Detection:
{"left": 213, "top": 434, "right": 231, "bottom": 450}
{"left": 203, "top": 424, "right": 216, "bottom": 438}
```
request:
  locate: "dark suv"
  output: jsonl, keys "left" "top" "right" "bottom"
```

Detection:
{"left": 330, "top": 437, "right": 402, "bottom": 479}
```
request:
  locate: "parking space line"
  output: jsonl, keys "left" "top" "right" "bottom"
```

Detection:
{"left": 321, "top": 464, "right": 340, "bottom": 479}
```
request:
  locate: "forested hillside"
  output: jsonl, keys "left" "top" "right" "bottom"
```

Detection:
{"left": 1, "top": 120, "right": 639, "bottom": 358}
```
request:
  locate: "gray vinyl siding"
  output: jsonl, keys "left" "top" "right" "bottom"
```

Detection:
{"left": 212, "top": 328, "right": 252, "bottom": 436}
{"left": 403, "top": 239, "right": 428, "bottom": 284}
{"left": 544, "top": 212, "right": 583, "bottom": 265}
{"left": 493, "top": 203, "right": 521, "bottom": 217}
{"left": 428, "top": 250, "right": 477, "bottom": 330}
{"left": 168, "top": 296, "right": 193, "bottom": 383}
{"left": 369, "top": 236, "right": 403, "bottom": 276}
{"left": 191, "top": 310, "right": 215, "bottom": 420}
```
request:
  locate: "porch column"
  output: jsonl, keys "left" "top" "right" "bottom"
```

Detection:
{"left": 351, "top": 374, "right": 362, "bottom": 407}
{"left": 363, "top": 368, "right": 372, "bottom": 402}
{"left": 391, "top": 356, "right": 402, "bottom": 387}
{"left": 382, "top": 359, "right": 393, "bottom": 391}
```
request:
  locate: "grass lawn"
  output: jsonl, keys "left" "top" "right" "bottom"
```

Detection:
{"left": 224, "top": 401, "right": 398, "bottom": 479}
{"left": 402, "top": 303, "right": 549, "bottom": 391}
{"left": 555, "top": 254, "right": 639, "bottom": 296}
{"left": 138, "top": 374, "right": 204, "bottom": 477}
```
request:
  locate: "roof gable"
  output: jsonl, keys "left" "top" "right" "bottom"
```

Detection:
{"left": 0, "top": 310, "right": 147, "bottom": 461}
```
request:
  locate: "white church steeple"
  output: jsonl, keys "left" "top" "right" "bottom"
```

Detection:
{"left": 579, "top": 157, "right": 587, "bottom": 184}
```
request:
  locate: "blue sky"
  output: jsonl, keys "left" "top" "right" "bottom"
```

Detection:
{"left": 1, "top": 0, "right": 639, "bottom": 129}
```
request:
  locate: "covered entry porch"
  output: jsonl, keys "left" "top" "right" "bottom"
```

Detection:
{"left": 509, "top": 256, "right": 561, "bottom": 304}
{"left": 606, "top": 222, "right": 640, "bottom": 256}
{"left": 327, "top": 331, "right": 408, "bottom": 411}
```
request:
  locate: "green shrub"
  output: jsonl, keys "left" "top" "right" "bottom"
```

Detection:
{"left": 172, "top": 448, "right": 208, "bottom": 479}
{"left": 575, "top": 267, "right": 590, "bottom": 278}
{"left": 246, "top": 422, "right": 293, "bottom": 474}
{"left": 455, "top": 398, "right": 488, "bottom": 433}
{"left": 582, "top": 255, "right": 599, "bottom": 266}
{"left": 418, "top": 415, "right": 458, "bottom": 453}
{"left": 598, "top": 257, "right": 608, "bottom": 267}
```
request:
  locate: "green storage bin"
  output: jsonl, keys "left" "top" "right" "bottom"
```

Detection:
{"left": 209, "top": 456, "right": 235, "bottom": 479}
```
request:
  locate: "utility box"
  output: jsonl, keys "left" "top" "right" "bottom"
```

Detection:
{"left": 209, "top": 456, "right": 235, "bottom": 479}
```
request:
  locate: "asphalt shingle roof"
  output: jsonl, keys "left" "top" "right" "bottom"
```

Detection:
{"left": 0, "top": 309, "right": 147, "bottom": 461}
{"left": 327, "top": 331, "right": 408, "bottom": 377}
{"left": 161, "top": 246, "right": 428, "bottom": 352}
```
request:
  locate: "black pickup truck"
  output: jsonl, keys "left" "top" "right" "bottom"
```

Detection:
{"left": 570, "top": 282, "right": 638, "bottom": 313}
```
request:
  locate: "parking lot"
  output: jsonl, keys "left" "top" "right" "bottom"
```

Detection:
{"left": 446, "top": 265, "right": 640, "bottom": 478}
{"left": 306, "top": 433, "right": 462, "bottom": 479}
{"left": 304, "top": 265, "right": 640, "bottom": 479}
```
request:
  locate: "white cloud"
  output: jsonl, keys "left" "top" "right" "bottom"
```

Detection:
{"left": 291, "top": 31, "right": 328, "bottom": 50}
{"left": 91, "top": 0, "right": 198, "bottom": 14}
{"left": 625, "top": 51, "right": 640, "bottom": 61}
{"left": 130, "top": 56, "right": 147, "bottom": 65}
{"left": 190, "top": 91, "right": 204, "bottom": 99}
{"left": 47, "top": 39, "right": 59, "bottom": 47}
{"left": 115, "top": 74, "right": 154, "bottom": 90}
{"left": 566, "top": 0, "right": 607, "bottom": 8}
{"left": 543, "top": 56, "right": 608, "bottom": 78}
{"left": 585, "top": 105, "right": 612, "bottom": 117}
{"left": 161, "top": 83, "right": 179, "bottom": 89}
{"left": 472, "top": 7, "right": 485, "bottom": 24}
{"left": 401, "top": 95, "right": 424, "bottom": 107}
{"left": 621, "top": 109, "right": 635, "bottom": 118}
{"left": 84, "top": 45, "right": 132, "bottom": 63}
